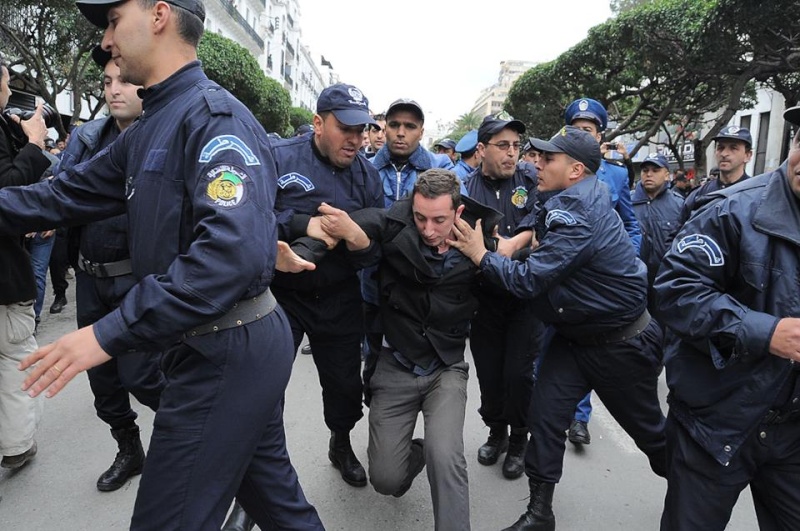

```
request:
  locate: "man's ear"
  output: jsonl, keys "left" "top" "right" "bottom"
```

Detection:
{"left": 455, "top": 204, "right": 466, "bottom": 220}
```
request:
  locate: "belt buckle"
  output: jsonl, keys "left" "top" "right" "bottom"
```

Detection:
{"left": 81, "top": 258, "right": 97, "bottom": 276}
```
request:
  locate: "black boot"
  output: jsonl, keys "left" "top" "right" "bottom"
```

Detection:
{"left": 478, "top": 423, "right": 508, "bottom": 465}
{"left": 97, "top": 426, "right": 145, "bottom": 492}
{"left": 501, "top": 479, "right": 556, "bottom": 531}
{"left": 328, "top": 431, "right": 367, "bottom": 487}
{"left": 502, "top": 428, "right": 528, "bottom": 479}
{"left": 221, "top": 500, "right": 255, "bottom": 531}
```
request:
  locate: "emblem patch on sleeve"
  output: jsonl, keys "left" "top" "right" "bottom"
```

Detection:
{"left": 676, "top": 233, "right": 725, "bottom": 266}
{"left": 199, "top": 135, "right": 260, "bottom": 166}
{"left": 277, "top": 172, "right": 316, "bottom": 192}
{"left": 545, "top": 209, "right": 577, "bottom": 228}
{"left": 511, "top": 186, "right": 528, "bottom": 209}
{"left": 206, "top": 165, "right": 247, "bottom": 208}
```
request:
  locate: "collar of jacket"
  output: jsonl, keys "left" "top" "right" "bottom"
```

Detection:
{"left": 372, "top": 143, "right": 435, "bottom": 171}
{"left": 753, "top": 163, "right": 800, "bottom": 246}
{"left": 631, "top": 181, "right": 670, "bottom": 204}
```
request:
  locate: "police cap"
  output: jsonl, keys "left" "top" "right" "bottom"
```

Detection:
{"left": 386, "top": 98, "right": 424, "bottom": 123}
{"left": 530, "top": 126, "right": 602, "bottom": 174}
{"left": 712, "top": 125, "right": 752, "bottom": 148}
{"left": 434, "top": 138, "right": 456, "bottom": 151}
{"left": 77, "top": 0, "right": 206, "bottom": 28}
{"left": 477, "top": 115, "right": 525, "bottom": 144}
{"left": 455, "top": 130, "right": 478, "bottom": 153}
{"left": 564, "top": 98, "right": 608, "bottom": 132}
{"left": 641, "top": 152, "right": 670, "bottom": 170}
{"left": 317, "top": 83, "right": 376, "bottom": 127}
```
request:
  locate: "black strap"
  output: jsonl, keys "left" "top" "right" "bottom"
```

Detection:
{"left": 183, "top": 289, "right": 277, "bottom": 339}
{"left": 77, "top": 252, "right": 133, "bottom": 278}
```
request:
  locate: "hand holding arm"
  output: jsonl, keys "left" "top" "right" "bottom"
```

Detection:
{"left": 318, "top": 202, "right": 371, "bottom": 251}
{"left": 306, "top": 216, "right": 340, "bottom": 249}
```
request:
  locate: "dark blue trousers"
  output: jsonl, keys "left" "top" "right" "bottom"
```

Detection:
{"left": 274, "top": 280, "right": 364, "bottom": 433}
{"left": 525, "top": 320, "right": 667, "bottom": 483}
{"left": 661, "top": 412, "right": 800, "bottom": 531}
{"left": 130, "top": 307, "right": 323, "bottom": 530}
{"left": 470, "top": 295, "right": 542, "bottom": 429}
{"left": 76, "top": 271, "right": 164, "bottom": 428}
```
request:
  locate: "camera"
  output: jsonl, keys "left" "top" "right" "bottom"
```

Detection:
{"left": 2, "top": 103, "right": 60, "bottom": 150}
{"left": 604, "top": 142, "right": 618, "bottom": 150}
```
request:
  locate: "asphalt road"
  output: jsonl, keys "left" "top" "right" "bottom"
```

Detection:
{"left": 0, "top": 283, "right": 758, "bottom": 530}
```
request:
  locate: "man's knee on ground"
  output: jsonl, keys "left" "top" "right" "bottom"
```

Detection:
{"left": 369, "top": 464, "right": 405, "bottom": 495}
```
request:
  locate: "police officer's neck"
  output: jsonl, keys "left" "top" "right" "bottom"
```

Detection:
{"left": 719, "top": 167, "right": 745, "bottom": 186}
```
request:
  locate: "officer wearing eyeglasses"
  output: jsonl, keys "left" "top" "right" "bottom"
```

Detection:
{"left": 465, "top": 115, "right": 544, "bottom": 480}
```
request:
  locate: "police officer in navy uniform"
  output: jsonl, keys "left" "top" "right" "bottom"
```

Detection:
{"left": 433, "top": 138, "right": 458, "bottom": 164}
{"left": 450, "top": 126, "right": 666, "bottom": 531}
{"left": 0, "top": 1, "right": 323, "bottom": 529}
{"left": 269, "top": 83, "right": 383, "bottom": 488}
{"left": 630, "top": 153, "right": 684, "bottom": 312}
{"left": 563, "top": 97, "right": 643, "bottom": 446}
{"left": 654, "top": 107, "right": 800, "bottom": 530}
{"left": 58, "top": 45, "right": 166, "bottom": 492}
{"left": 680, "top": 125, "right": 753, "bottom": 224}
{"left": 466, "top": 116, "right": 543, "bottom": 480}
{"left": 453, "top": 129, "right": 481, "bottom": 182}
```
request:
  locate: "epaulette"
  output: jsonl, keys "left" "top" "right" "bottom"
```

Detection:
{"left": 201, "top": 82, "right": 232, "bottom": 117}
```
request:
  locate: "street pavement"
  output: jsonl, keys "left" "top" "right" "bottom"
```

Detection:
{"left": 1, "top": 282, "right": 758, "bottom": 530}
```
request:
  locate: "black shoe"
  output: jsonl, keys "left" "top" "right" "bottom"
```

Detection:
{"left": 503, "top": 428, "right": 528, "bottom": 479}
{"left": 501, "top": 479, "right": 556, "bottom": 531}
{"left": 301, "top": 344, "right": 312, "bottom": 355}
{"left": 478, "top": 423, "right": 508, "bottom": 465}
{"left": 49, "top": 295, "right": 67, "bottom": 314}
{"left": 328, "top": 431, "right": 367, "bottom": 487}
{"left": 221, "top": 500, "right": 255, "bottom": 531}
{"left": 97, "top": 426, "right": 145, "bottom": 492}
{"left": 568, "top": 420, "right": 591, "bottom": 445}
{"left": 1, "top": 441, "right": 37, "bottom": 470}
{"left": 394, "top": 438, "right": 425, "bottom": 498}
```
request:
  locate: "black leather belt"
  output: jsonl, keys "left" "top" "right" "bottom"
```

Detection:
{"left": 184, "top": 289, "right": 277, "bottom": 338}
{"left": 571, "top": 310, "right": 651, "bottom": 346}
{"left": 78, "top": 252, "right": 133, "bottom": 278}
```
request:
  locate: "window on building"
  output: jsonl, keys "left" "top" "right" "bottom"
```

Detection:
{"left": 754, "top": 111, "right": 770, "bottom": 175}
{"left": 739, "top": 114, "right": 751, "bottom": 131}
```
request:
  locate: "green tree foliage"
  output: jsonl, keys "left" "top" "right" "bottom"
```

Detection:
{"left": 288, "top": 106, "right": 314, "bottom": 135}
{"left": 197, "top": 32, "right": 290, "bottom": 135}
{"left": 506, "top": 0, "right": 799, "bottom": 173}
{"left": 0, "top": 0, "right": 103, "bottom": 137}
{"left": 446, "top": 111, "right": 482, "bottom": 141}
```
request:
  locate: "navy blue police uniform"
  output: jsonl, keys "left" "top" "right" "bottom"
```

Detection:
{"left": 630, "top": 153, "right": 684, "bottom": 312}
{"left": 269, "top": 85, "right": 383, "bottom": 485}
{"left": 654, "top": 113, "right": 800, "bottom": 529}
{"left": 0, "top": 55, "right": 322, "bottom": 529}
{"left": 483, "top": 127, "right": 666, "bottom": 531}
{"left": 58, "top": 110, "right": 166, "bottom": 451}
{"left": 466, "top": 156, "right": 544, "bottom": 469}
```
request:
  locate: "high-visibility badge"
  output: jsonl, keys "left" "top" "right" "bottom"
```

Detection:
{"left": 206, "top": 165, "right": 247, "bottom": 208}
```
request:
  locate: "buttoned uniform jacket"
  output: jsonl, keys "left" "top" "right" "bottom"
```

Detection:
{"left": 477, "top": 175, "right": 648, "bottom": 338}
{"left": 269, "top": 132, "right": 383, "bottom": 292}
{"left": 0, "top": 115, "right": 51, "bottom": 305}
{"left": 654, "top": 164, "right": 800, "bottom": 466}
{"left": 630, "top": 182, "right": 684, "bottom": 290}
{"left": 0, "top": 62, "right": 281, "bottom": 355}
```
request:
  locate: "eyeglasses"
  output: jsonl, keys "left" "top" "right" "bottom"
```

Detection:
{"left": 486, "top": 141, "right": 522, "bottom": 151}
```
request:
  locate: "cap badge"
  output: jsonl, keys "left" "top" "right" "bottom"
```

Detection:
{"left": 727, "top": 125, "right": 740, "bottom": 134}
{"left": 348, "top": 87, "right": 364, "bottom": 102}
{"left": 578, "top": 99, "right": 589, "bottom": 111}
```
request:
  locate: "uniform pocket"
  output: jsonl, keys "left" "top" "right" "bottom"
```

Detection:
{"left": 4, "top": 301, "right": 36, "bottom": 344}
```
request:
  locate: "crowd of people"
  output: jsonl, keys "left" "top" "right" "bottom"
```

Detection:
{"left": 1, "top": 1, "right": 800, "bottom": 531}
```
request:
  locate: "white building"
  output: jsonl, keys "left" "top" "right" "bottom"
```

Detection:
{"left": 471, "top": 60, "right": 538, "bottom": 119}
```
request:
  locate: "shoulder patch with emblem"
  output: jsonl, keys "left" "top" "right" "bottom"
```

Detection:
{"left": 277, "top": 172, "right": 315, "bottom": 192}
{"left": 511, "top": 186, "right": 528, "bottom": 209}
{"left": 676, "top": 233, "right": 725, "bottom": 266}
{"left": 206, "top": 165, "right": 248, "bottom": 208}
{"left": 199, "top": 135, "right": 260, "bottom": 166}
{"left": 545, "top": 209, "right": 577, "bottom": 228}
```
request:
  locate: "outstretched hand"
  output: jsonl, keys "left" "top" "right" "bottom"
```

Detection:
{"left": 20, "top": 326, "right": 112, "bottom": 398}
{"left": 447, "top": 218, "right": 488, "bottom": 265}
{"left": 276, "top": 240, "right": 316, "bottom": 273}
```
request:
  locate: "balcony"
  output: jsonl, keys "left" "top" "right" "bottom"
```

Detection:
{"left": 216, "top": 0, "right": 264, "bottom": 50}
{"left": 286, "top": 13, "right": 294, "bottom": 28}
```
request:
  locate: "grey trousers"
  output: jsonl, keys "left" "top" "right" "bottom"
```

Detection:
{"left": 367, "top": 352, "right": 470, "bottom": 531}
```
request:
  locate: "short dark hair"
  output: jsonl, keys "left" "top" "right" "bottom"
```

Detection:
{"left": 413, "top": 169, "right": 462, "bottom": 209}
{"left": 372, "top": 113, "right": 385, "bottom": 121}
{"left": 138, "top": 0, "right": 204, "bottom": 46}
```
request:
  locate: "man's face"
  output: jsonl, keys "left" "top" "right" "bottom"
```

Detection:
{"left": 313, "top": 113, "right": 364, "bottom": 168}
{"left": 368, "top": 119, "right": 386, "bottom": 151}
{"left": 715, "top": 139, "right": 752, "bottom": 175}
{"left": 640, "top": 163, "right": 669, "bottom": 194}
{"left": 675, "top": 178, "right": 691, "bottom": 190}
{"left": 103, "top": 60, "right": 142, "bottom": 127}
{"left": 437, "top": 147, "right": 457, "bottom": 163}
{"left": 786, "top": 130, "right": 800, "bottom": 199}
{"left": 56, "top": 139, "right": 66, "bottom": 150}
{"left": 570, "top": 118, "right": 602, "bottom": 143}
{"left": 412, "top": 192, "right": 464, "bottom": 249}
{"left": 0, "top": 66, "right": 11, "bottom": 111}
{"left": 478, "top": 129, "right": 521, "bottom": 179}
{"left": 102, "top": 0, "right": 152, "bottom": 87}
{"left": 385, "top": 110, "right": 424, "bottom": 158}
{"left": 535, "top": 152, "right": 576, "bottom": 192}
{"left": 522, "top": 150, "right": 540, "bottom": 166}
